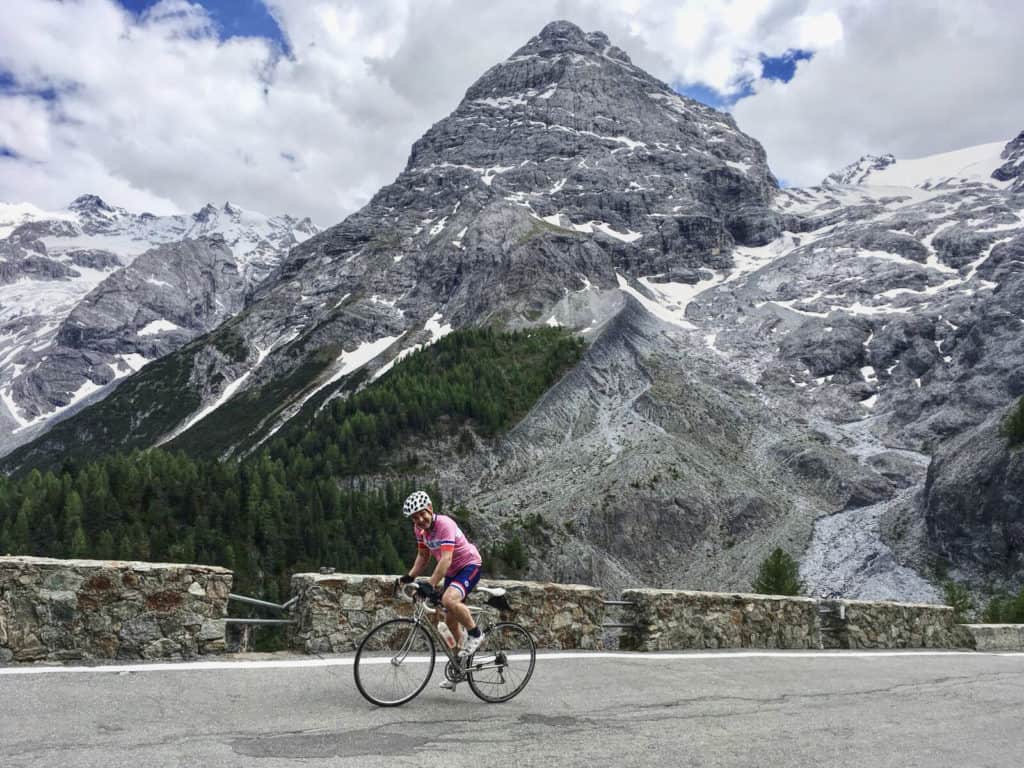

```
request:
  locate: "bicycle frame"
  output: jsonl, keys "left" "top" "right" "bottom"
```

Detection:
{"left": 406, "top": 592, "right": 507, "bottom": 680}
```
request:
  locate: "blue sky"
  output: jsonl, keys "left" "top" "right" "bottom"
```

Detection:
{"left": 677, "top": 50, "right": 813, "bottom": 110}
{"left": 118, "top": 0, "right": 291, "bottom": 55}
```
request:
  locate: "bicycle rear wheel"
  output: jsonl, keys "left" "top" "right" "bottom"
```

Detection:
{"left": 353, "top": 618, "right": 435, "bottom": 707}
{"left": 466, "top": 622, "right": 536, "bottom": 703}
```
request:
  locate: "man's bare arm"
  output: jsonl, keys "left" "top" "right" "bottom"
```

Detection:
{"left": 429, "top": 551, "right": 453, "bottom": 588}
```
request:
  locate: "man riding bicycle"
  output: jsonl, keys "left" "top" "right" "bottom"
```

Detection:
{"left": 398, "top": 490, "right": 485, "bottom": 690}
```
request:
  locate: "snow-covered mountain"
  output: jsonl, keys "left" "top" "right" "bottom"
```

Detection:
{"left": 4, "top": 22, "right": 1022, "bottom": 601}
{"left": 715, "top": 133, "right": 1024, "bottom": 599}
{"left": 0, "top": 196, "right": 317, "bottom": 455}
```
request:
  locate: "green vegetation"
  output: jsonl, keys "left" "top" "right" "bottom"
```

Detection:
{"left": 751, "top": 548, "right": 802, "bottom": 596}
{"left": 515, "top": 217, "right": 578, "bottom": 245}
{"left": 0, "top": 327, "right": 584, "bottom": 598}
{"left": 267, "top": 326, "right": 585, "bottom": 477}
{"left": 942, "top": 580, "right": 974, "bottom": 623}
{"left": 1002, "top": 396, "right": 1024, "bottom": 448}
{"left": 487, "top": 536, "right": 528, "bottom": 577}
{"left": 983, "top": 587, "right": 1024, "bottom": 623}
{"left": 211, "top": 323, "right": 251, "bottom": 363}
{"left": 166, "top": 343, "right": 341, "bottom": 457}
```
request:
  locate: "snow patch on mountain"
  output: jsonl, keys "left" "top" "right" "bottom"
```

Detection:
{"left": 826, "top": 140, "right": 1012, "bottom": 191}
{"left": 0, "top": 202, "right": 77, "bottom": 238}
{"left": 137, "top": 319, "right": 183, "bottom": 336}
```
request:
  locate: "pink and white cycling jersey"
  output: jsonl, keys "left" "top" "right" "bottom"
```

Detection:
{"left": 414, "top": 514, "right": 481, "bottom": 575}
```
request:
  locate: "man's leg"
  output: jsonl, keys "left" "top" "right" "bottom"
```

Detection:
{"left": 441, "top": 584, "right": 486, "bottom": 655}
{"left": 441, "top": 585, "right": 475, "bottom": 642}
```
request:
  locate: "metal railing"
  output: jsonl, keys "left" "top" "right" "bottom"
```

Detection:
{"left": 225, "top": 593, "right": 297, "bottom": 626}
{"left": 601, "top": 599, "right": 638, "bottom": 629}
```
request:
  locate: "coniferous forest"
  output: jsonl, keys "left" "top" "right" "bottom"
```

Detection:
{"left": 0, "top": 327, "right": 585, "bottom": 598}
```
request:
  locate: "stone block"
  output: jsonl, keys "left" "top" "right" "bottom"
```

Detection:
{"left": 198, "top": 619, "right": 226, "bottom": 642}
{"left": 142, "top": 638, "right": 181, "bottom": 659}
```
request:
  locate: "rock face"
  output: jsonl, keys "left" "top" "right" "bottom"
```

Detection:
{"left": 5, "top": 22, "right": 1023, "bottom": 600}
{"left": 923, "top": 410, "right": 1024, "bottom": 584}
{"left": 0, "top": 197, "right": 317, "bottom": 456}
{"left": 0, "top": 556, "right": 231, "bottom": 662}
{"left": 992, "top": 130, "right": 1024, "bottom": 190}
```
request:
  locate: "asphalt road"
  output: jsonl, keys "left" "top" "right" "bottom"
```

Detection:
{"left": 2, "top": 650, "right": 1023, "bottom": 767}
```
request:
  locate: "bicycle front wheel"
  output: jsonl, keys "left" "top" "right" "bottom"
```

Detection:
{"left": 353, "top": 618, "right": 436, "bottom": 707}
{"left": 466, "top": 622, "right": 536, "bottom": 703}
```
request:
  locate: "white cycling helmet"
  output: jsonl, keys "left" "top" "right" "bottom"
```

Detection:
{"left": 402, "top": 490, "right": 432, "bottom": 517}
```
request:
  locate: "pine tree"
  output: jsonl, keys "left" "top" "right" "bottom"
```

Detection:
{"left": 752, "top": 548, "right": 803, "bottom": 596}
{"left": 12, "top": 501, "right": 31, "bottom": 555}
{"left": 62, "top": 490, "right": 85, "bottom": 554}
{"left": 69, "top": 524, "right": 89, "bottom": 558}
{"left": 1003, "top": 397, "right": 1024, "bottom": 447}
{"left": 118, "top": 532, "right": 134, "bottom": 561}
{"left": 96, "top": 530, "right": 116, "bottom": 560}
{"left": 942, "top": 580, "right": 974, "bottom": 622}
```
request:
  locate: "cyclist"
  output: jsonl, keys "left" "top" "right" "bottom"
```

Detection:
{"left": 399, "top": 490, "right": 485, "bottom": 690}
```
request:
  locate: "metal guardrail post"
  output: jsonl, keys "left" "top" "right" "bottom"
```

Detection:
{"left": 228, "top": 593, "right": 290, "bottom": 612}
{"left": 223, "top": 618, "right": 295, "bottom": 626}
{"left": 226, "top": 593, "right": 296, "bottom": 627}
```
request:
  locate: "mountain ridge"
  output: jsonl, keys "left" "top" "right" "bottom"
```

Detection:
{"left": 4, "top": 21, "right": 1022, "bottom": 601}
{"left": 0, "top": 195, "right": 318, "bottom": 456}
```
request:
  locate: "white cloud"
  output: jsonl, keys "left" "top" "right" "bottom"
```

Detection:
{"left": 0, "top": 0, "right": 1020, "bottom": 225}
{"left": 732, "top": 1, "right": 1024, "bottom": 185}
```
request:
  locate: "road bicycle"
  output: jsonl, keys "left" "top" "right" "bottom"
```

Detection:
{"left": 353, "top": 580, "right": 536, "bottom": 707}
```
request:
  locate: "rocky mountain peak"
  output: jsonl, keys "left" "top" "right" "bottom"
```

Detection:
{"left": 822, "top": 154, "right": 896, "bottom": 186}
{"left": 194, "top": 203, "right": 219, "bottom": 223}
{"left": 68, "top": 194, "right": 115, "bottom": 214}
{"left": 395, "top": 20, "right": 778, "bottom": 256}
{"left": 66, "top": 193, "right": 131, "bottom": 235}
{"left": 515, "top": 20, "right": 631, "bottom": 63}
{"left": 992, "top": 129, "right": 1024, "bottom": 190}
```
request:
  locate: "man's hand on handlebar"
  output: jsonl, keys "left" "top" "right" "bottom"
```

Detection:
{"left": 398, "top": 574, "right": 415, "bottom": 584}
{"left": 415, "top": 581, "right": 442, "bottom": 605}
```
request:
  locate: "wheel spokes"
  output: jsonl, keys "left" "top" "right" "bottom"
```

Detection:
{"left": 354, "top": 619, "right": 435, "bottom": 706}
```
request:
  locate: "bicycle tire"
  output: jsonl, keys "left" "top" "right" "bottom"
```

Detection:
{"left": 466, "top": 622, "right": 536, "bottom": 703}
{"left": 353, "top": 618, "right": 436, "bottom": 707}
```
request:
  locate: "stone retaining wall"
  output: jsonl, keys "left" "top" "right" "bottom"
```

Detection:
{"left": 0, "top": 556, "right": 231, "bottom": 663}
{"left": 2, "top": 555, "right": 999, "bottom": 663}
{"left": 620, "top": 589, "right": 822, "bottom": 651}
{"left": 288, "top": 573, "right": 604, "bottom": 653}
{"left": 619, "top": 589, "right": 974, "bottom": 651}
{"left": 827, "top": 599, "right": 973, "bottom": 649}
{"left": 963, "top": 624, "right": 1024, "bottom": 651}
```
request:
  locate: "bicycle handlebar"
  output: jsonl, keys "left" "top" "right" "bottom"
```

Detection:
{"left": 396, "top": 579, "right": 439, "bottom": 612}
